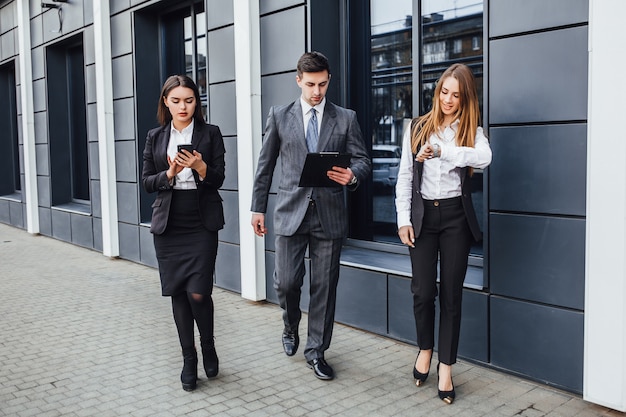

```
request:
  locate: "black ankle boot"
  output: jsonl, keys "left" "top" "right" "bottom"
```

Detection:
{"left": 181, "top": 347, "right": 198, "bottom": 391}
{"left": 201, "top": 341, "right": 219, "bottom": 378}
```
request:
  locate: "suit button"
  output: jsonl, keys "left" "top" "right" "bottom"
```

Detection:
{"left": 434, "top": 201, "right": 439, "bottom": 207}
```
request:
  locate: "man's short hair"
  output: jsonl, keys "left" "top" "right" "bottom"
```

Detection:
{"left": 297, "top": 51, "right": 330, "bottom": 77}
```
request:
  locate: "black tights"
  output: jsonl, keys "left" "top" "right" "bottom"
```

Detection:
{"left": 171, "top": 292, "right": 214, "bottom": 350}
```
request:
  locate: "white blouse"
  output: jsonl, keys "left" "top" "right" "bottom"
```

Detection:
{"left": 167, "top": 120, "right": 196, "bottom": 190}
{"left": 395, "top": 119, "right": 492, "bottom": 228}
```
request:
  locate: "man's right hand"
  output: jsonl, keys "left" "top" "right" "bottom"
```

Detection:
{"left": 251, "top": 213, "right": 268, "bottom": 237}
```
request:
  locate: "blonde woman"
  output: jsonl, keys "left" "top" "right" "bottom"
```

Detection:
{"left": 395, "top": 63, "right": 492, "bottom": 404}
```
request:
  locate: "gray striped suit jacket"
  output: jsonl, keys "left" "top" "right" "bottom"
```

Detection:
{"left": 251, "top": 99, "right": 370, "bottom": 239}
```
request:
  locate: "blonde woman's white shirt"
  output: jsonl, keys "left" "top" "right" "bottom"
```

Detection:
{"left": 395, "top": 119, "right": 492, "bottom": 229}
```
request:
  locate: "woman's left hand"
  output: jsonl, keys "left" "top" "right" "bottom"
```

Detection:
{"left": 176, "top": 149, "right": 208, "bottom": 180}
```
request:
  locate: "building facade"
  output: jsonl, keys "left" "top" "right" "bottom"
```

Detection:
{"left": 0, "top": 0, "right": 624, "bottom": 411}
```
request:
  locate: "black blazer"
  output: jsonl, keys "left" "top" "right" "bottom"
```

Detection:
{"left": 142, "top": 121, "right": 226, "bottom": 235}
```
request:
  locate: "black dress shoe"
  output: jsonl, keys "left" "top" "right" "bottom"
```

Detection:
{"left": 437, "top": 363, "right": 456, "bottom": 404}
{"left": 306, "top": 358, "right": 334, "bottom": 380}
{"left": 202, "top": 344, "right": 219, "bottom": 378}
{"left": 282, "top": 330, "right": 299, "bottom": 356}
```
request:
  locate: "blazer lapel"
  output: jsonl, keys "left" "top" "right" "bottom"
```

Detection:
{"left": 286, "top": 100, "right": 308, "bottom": 152}
{"left": 317, "top": 102, "right": 337, "bottom": 151}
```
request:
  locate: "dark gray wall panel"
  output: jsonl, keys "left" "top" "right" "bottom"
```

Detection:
{"left": 37, "top": 176, "right": 50, "bottom": 207}
{"left": 490, "top": 0, "right": 588, "bottom": 38}
{"left": 113, "top": 98, "right": 136, "bottom": 140}
{"left": 57, "top": 0, "right": 84, "bottom": 35}
{"left": 35, "top": 143, "right": 49, "bottom": 176}
{"left": 38, "top": 207, "right": 52, "bottom": 236}
{"left": 118, "top": 222, "right": 140, "bottom": 263}
{"left": 209, "top": 81, "right": 236, "bottom": 136}
{"left": 489, "top": 124, "right": 587, "bottom": 216}
{"left": 110, "top": 12, "right": 133, "bottom": 58}
{"left": 491, "top": 296, "right": 583, "bottom": 393}
{"left": 260, "top": 0, "right": 303, "bottom": 15}
{"left": 34, "top": 112, "right": 47, "bottom": 144}
{"left": 490, "top": 213, "right": 585, "bottom": 310}
{"left": 83, "top": 27, "right": 95, "bottom": 66}
{"left": 219, "top": 190, "right": 239, "bottom": 245}
{"left": 489, "top": 27, "right": 588, "bottom": 124}
{"left": 388, "top": 274, "right": 416, "bottom": 344}
{"left": 32, "top": 79, "right": 45, "bottom": 112}
{"left": 1, "top": 29, "right": 16, "bottom": 60}
{"left": 88, "top": 142, "right": 100, "bottom": 181}
{"left": 116, "top": 182, "right": 139, "bottom": 224}
{"left": 458, "top": 290, "right": 488, "bottom": 362}
{"left": 0, "top": 200, "right": 9, "bottom": 223}
{"left": 336, "top": 267, "right": 387, "bottom": 335}
{"left": 260, "top": 6, "right": 305, "bottom": 75}
{"left": 87, "top": 103, "right": 98, "bottom": 142}
{"left": 0, "top": 2, "right": 15, "bottom": 30}
{"left": 112, "top": 55, "right": 134, "bottom": 99}
{"left": 91, "top": 179, "right": 101, "bottom": 218}
{"left": 208, "top": 26, "right": 235, "bottom": 84}
{"left": 30, "top": 15, "right": 42, "bottom": 47}
{"left": 207, "top": 0, "right": 233, "bottom": 29}
{"left": 9, "top": 200, "right": 23, "bottom": 228}
{"left": 110, "top": 0, "right": 130, "bottom": 15}
{"left": 85, "top": 64, "right": 96, "bottom": 104}
{"left": 70, "top": 213, "right": 93, "bottom": 248}
{"left": 31, "top": 46, "right": 45, "bottom": 80}
{"left": 222, "top": 136, "right": 238, "bottom": 191}
{"left": 82, "top": 0, "right": 93, "bottom": 27}
{"left": 215, "top": 242, "right": 240, "bottom": 292}
{"left": 51, "top": 209, "right": 71, "bottom": 242}
{"left": 115, "top": 140, "right": 137, "bottom": 183}
{"left": 92, "top": 217, "right": 102, "bottom": 252}
{"left": 139, "top": 226, "right": 157, "bottom": 268}
{"left": 261, "top": 73, "right": 302, "bottom": 127}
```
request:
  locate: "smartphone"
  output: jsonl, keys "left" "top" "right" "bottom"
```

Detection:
{"left": 177, "top": 144, "right": 193, "bottom": 154}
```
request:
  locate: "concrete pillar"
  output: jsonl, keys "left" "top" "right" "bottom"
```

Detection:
{"left": 92, "top": 0, "right": 120, "bottom": 257}
{"left": 233, "top": 0, "right": 266, "bottom": 300}
{"left": 584, "top": 0, "right": 626, "bottom": 411}
{"left": 16, "top": 0, "right": 39, "bottom": 234}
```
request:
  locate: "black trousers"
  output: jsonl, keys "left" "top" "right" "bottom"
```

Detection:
{"left": 409, "top": 197, "right": 472, "bottom": 365}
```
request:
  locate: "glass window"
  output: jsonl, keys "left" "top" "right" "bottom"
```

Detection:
{"left": 349, "top": 0, "right": 484, "bottom": 256}
{"left": 0, "top": 61, "right": 20, "bottom": 197}
{"left": 46, "top": 35, "right": 90, "bottom": 208}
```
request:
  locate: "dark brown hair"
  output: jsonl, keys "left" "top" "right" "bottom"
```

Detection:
{"left": 296, "top": 51, "right": 330, "bottom": 78}
{"left": 156, "top": 75, "right": 204, "bottom": 126}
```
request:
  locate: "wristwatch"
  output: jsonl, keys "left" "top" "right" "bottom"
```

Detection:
{"left": 348, "top": 175, "right": 358, "bottom": 186}
{"left": 432, "top": 143, "right": 441, "bottom": 158}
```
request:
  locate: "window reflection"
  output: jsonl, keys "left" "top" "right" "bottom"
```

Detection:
{"left": 368, "top": 0, "right": 484, "bottom": 255}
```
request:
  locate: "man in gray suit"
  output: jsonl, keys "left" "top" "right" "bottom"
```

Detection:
{"left": 251, "top": 52, "right": 370, "bottom": 380}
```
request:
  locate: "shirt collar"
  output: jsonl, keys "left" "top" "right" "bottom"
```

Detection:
{"left": 300, "top": 97, "right": 326, "bottom": 116}
{"left": 170, "top": 119, "right": 195, "bottom": 135}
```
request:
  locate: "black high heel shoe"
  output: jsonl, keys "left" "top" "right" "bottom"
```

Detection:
{"left": 412, "top": 351, "right": 431, "bottom": 387}
{"left": 437, "top": 363, "right": 455, "bottom": 404}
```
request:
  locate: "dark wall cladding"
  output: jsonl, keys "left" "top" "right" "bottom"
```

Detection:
{"left": 489, "top": 27, "right": 588, "bottom": 124}
{"left": 489, "top": 0, "right": 588, "bottom": 37}
{"left": 490, "top": 213, "right": 586, "bottom": 310}
{"left": 489, "top": 124, "right": 587, "bottom": 216}
{"left": 490, "top": 296, "right": 584, "bottom": 393}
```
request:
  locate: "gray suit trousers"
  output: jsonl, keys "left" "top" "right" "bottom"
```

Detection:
{"left": 274, "top": 201, "right": 343, "bottom": 362}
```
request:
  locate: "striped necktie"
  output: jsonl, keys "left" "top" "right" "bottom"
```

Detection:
{"left": 306, "top": 108, "right": 319, "bottom": 152}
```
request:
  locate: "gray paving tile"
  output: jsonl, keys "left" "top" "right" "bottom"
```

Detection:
{"left": 0, "top": 223, "right": 623, "bottom": 417}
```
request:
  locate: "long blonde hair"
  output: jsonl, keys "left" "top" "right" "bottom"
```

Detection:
{"left": 411, "top": 64, "right": 481, "bottom": 165}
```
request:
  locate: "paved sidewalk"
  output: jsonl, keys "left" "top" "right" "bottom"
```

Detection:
{"left": 0, "top": 223, "right": 623, "bottom": 417}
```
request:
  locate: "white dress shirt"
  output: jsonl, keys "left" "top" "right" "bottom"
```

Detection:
{"left": 395, "top": 120, "right": 492, "bottom": 228}
{"left": 167, "top": 120, "right": 197, "bottom": 190}
{"left": 301, "top": 97, "right": 326, "bottom": 138}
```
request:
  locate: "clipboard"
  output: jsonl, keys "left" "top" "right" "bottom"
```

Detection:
{"left": 298, "top": 152, "right": 352, "bottom": 187}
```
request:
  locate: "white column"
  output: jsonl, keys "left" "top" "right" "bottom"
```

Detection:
{"left": 92, "top": 0, "right": 120, "bottom": 257}
{"left": 16, "top": 0, "right": 39, "bottom": 234}
{"left": 584, "top": 0, "right": 626, "bottom": 411}
{"left": 233, "top": 0, "right": 266, "bottom": 301}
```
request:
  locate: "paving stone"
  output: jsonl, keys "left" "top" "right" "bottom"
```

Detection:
{"left": 0, "top": 223, "right": 623, "bottom": 417}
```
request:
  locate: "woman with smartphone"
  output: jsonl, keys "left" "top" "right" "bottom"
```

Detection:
{"left": 142, "top": 75, "right": 225, "bottom": 392}
{"left": 395, "top": 63, "right": 491, "bottom": 404}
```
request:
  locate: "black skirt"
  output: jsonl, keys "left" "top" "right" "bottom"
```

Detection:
{"left": 154, "top": 190, "right": 218, "bottom": 297}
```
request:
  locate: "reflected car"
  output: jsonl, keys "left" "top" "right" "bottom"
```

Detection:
{"left": 372, "top": 144, "right": 401, "bottom": 187}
